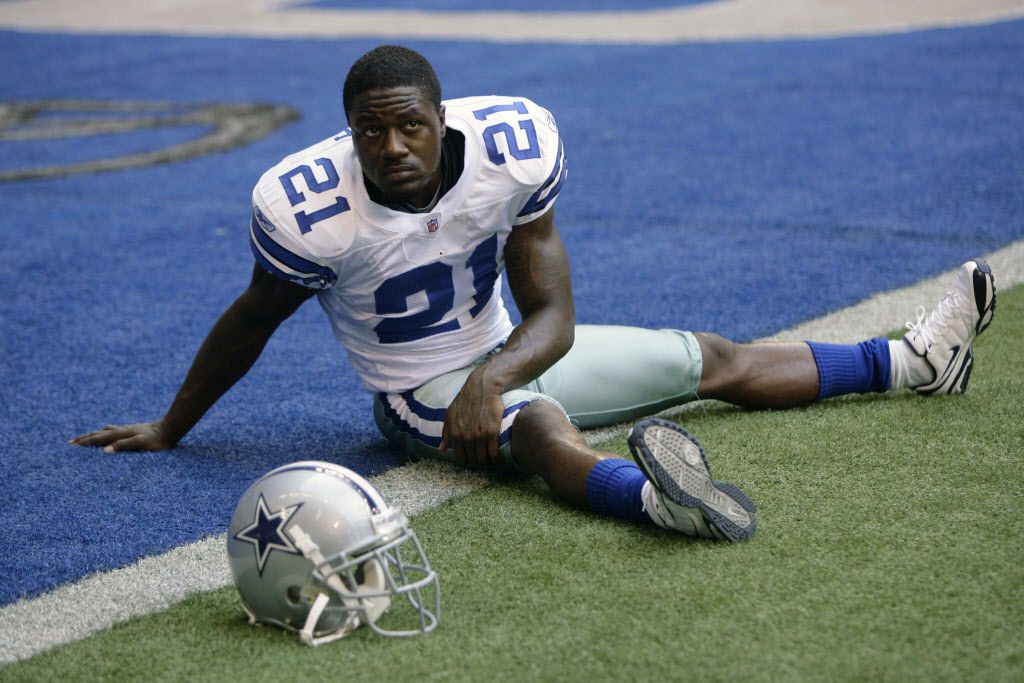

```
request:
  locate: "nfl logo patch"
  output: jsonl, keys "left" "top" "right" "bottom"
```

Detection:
{"left": 425, "top": 215, "right": 440, "bottom": 234}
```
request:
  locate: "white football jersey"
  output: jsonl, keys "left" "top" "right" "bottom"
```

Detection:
{"left": 249, "top": 96, "right": 567, "bottom": 393}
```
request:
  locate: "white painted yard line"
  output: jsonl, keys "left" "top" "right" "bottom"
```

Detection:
{"left": 1, "top": 0, "right": 1023, "bottom": 43}
{"left": 760, "top": 242, "right": 1024, "bottom": 344}
{"left": 2, "top": 241, "right": 1021, "bottom": 664}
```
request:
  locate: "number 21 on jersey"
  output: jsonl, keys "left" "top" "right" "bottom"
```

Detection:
{"left": 371, "top": 101, "right": 539, "bottom": 344}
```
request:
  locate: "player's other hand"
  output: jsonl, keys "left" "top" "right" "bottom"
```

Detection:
{"left": 440, "top": 372, "right": 505, "bottom": 467}
{"left": 70, "top": 420, "right": 176, "bottom": 453}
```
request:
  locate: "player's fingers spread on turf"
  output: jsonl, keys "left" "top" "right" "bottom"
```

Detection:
{"left": 71, "top": 426, "right": 122, "bottom": 446}
{"left": 104, "top": 434, "right": 151, "bottom": 454}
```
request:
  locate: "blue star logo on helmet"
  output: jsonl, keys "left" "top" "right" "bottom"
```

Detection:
{"left": 233, "top": 494, "right": 303, "bottom": 575}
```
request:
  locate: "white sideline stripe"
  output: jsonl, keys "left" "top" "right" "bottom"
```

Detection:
{"left": 1, "top": 0, "right": 1024, "bottom": 43}
{"left": 2, "top": 240, "right": 1022, "bottom": 663}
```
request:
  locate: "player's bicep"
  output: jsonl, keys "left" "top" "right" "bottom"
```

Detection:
{"left": 504, "top": 209, "right": 574, "bottom": 320}
{"left": 238, "top": 263, "right": 317, "bottom": 327}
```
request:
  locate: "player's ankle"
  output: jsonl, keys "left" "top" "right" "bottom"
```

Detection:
{"left": 887, "top": 339, "right": 931, "bottom": 390}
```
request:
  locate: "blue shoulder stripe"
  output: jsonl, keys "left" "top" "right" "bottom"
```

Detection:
{"left": 529, "top": 158, "right": 568, "bottom": 215}
{"left": 249, "top": 209, "right": 337, "bottom": 286}
{"left": 517, "top": 137, "right": 566, "bottom": 218}
{"left": 249, "top": 232, "right": 325, "bottom": 288}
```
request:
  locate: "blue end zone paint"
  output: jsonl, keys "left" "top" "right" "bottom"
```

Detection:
{"left": 1, "top": 21, "right": 1023, "bottom": 603}
{"left": 300, "top": 1, "right": 711, "bottom": 11}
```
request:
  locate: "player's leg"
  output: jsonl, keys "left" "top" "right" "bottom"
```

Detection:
{"left": 373, "top": 359, "right": 756, "bottom": 541}
{"left": 532, "top": 324, "right": 705, "bottom": 429}
{"left": 698, "top": 259, "right": 996, "bottom": 405}
{"left": 694, "top": 336, "right": 819, "bottom": 407}
{"left": 509, "top": 400, "right": 756, "bottom": 541}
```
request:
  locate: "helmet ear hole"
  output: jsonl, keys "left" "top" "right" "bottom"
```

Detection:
{"left": 354, "top": 561, "right": 366, "bottom": 586}
{"left": 285, "top": 585, "right": 303, "bottom": 606}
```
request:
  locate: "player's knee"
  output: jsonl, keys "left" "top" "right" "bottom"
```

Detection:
{"left": 695, "top": 332, "right": 749, "bottom": 392}
{"left": 510, "top": 400, "right": 581, "bottom": 470}
{"left": 513, "top": 400, "right": 572, "bottom": 443}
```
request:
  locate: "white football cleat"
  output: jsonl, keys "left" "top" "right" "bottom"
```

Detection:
{"left": 904, "top": 259, "right": 996, "bottom": 395}
{"left": 628, "top": 418, "right": 757, "bottom": 542}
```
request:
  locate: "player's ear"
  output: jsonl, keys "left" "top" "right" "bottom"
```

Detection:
{"left": 438, "top": 104, "right": 446, "bottom": 137}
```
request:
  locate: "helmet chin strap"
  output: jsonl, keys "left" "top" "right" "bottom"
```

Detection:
{"left": 290, "top": 524, "right": 390, "bottom": 647}
{"left": 300, "top": 592, "right": 353, "bottom": 646}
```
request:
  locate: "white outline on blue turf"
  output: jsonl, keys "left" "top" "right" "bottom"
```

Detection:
{"left": 2, "top": 240, "right": 1021, "bottom": 664}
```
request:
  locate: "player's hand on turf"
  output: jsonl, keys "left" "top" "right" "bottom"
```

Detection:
{"left": 70, "top": 420, "right": 176, "bottom": 453}
{"left": 440, "top": 372, "right": 505, "bottom": 467}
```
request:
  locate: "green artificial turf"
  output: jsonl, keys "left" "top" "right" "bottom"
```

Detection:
{"left": 4, "top": 285, "right": 1022, "bottom": 682}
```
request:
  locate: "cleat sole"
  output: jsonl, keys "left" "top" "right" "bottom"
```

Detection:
{"left": 628, "top": 419, "right": 757, "bottom": 542}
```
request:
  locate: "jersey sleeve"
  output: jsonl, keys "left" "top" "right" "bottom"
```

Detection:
{"left": 248, "top": 181, "right": 339, "bottom": 290}
{"left": 512, "top": 104, "right": 567, "bottom": 226}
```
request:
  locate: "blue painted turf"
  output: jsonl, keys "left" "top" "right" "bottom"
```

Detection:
{"left": 1, "top": 20, "right": 1022, "bottom": 603}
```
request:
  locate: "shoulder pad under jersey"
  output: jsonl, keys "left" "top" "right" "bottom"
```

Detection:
{"left": 249, "top": 130, "right": 358, "bottom": 289}
{"left": 447, "top": 96, "right": 566, "bottom": 224}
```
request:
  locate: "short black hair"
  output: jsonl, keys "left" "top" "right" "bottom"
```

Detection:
{"left": 343, "top": 45, "right": 442, "bottom": 119}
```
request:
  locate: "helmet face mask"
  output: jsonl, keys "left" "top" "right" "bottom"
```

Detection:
{"left": 228, "top": 462, "right": 440, "bottom": 646}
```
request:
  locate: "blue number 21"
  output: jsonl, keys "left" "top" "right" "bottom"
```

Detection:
{"left": 474, "top": 101, "right": 541, "bottom": 166}
{"left": 374, "top": 235, "right": 499, "bottom": 344}
{"left": 372, "top": 100, "right": 541, "bottom": 342}
{"left": 278, "top": 158, "right": 351, "bottom": 234}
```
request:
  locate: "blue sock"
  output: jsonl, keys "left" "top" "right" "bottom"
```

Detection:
{"left": 807, "top": 337, "right": 892, "bottom": 400}
{"left": 585, "top": 459, "right": 651, "bottom": 525}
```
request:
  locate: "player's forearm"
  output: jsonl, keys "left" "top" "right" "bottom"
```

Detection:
{"left": 474, "top": 305, "right": 574, "bottom": 393}
{"left": 159, "top": 298, "right": 279, "bottom": 443}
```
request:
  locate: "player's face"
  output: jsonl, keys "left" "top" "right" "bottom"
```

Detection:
{"left": 348, "top": 86, "right": 446, "bottom": 207}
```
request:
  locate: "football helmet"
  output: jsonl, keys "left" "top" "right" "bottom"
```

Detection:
{"left": 227, "top": 461, "right": 439, "bottom": 645}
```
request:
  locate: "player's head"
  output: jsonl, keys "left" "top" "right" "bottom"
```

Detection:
{"left": 343, "top": 45, "right": 442, "bottom": 117}
{"left": 344, "top": 46, "right": 447, "bottom": 207}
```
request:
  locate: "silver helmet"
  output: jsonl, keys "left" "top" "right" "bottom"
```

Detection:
{"left": 227, "top": 461, "right": 439, "bottom": 645}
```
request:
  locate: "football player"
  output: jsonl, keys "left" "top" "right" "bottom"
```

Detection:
{"left": 72, "top": 46, "right": 996, "bottom": 542}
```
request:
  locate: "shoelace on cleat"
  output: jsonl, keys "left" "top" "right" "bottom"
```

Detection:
{"left": 906, "top": 288, "right": 961, "bottom": 349}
